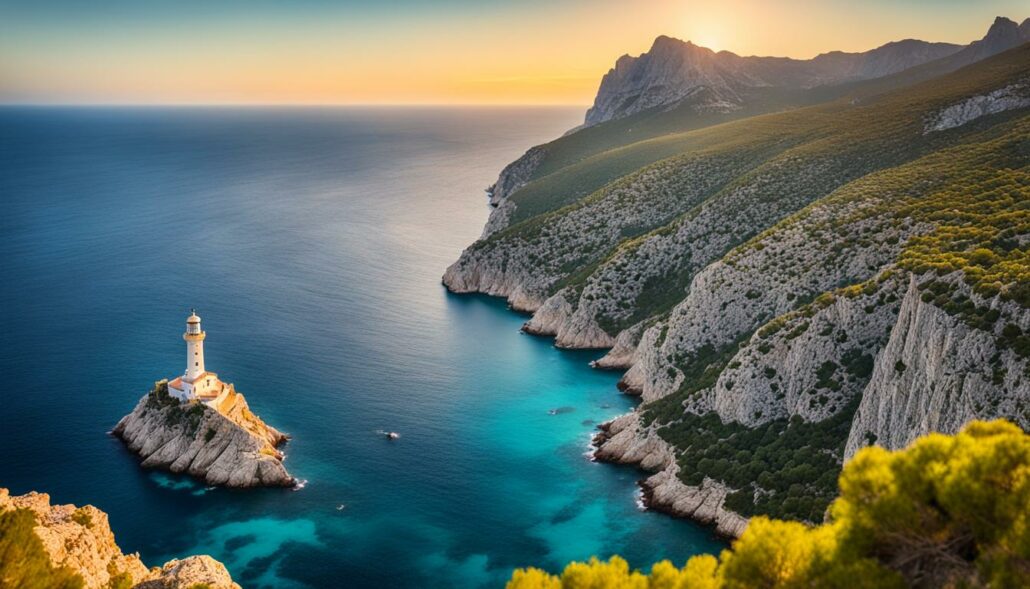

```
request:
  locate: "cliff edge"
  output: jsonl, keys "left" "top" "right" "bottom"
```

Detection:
{"left": 0, "top": 487, "right": 239, "bottom": 589}
{"left": 113, "top": 380, "right": 293, "bottom": 488}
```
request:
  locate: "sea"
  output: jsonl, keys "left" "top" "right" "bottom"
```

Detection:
{"left": 0, "top": 106, "right": 723, "bottom": 588}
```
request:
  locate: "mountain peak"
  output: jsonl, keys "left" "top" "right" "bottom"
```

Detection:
{"left": 986, "top": 16, "right": 1019, "bottom": 37}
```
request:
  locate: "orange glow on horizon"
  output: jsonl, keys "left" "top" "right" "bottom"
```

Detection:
{"left": 0, "top": 0, "right": 1024, "bottom": 105}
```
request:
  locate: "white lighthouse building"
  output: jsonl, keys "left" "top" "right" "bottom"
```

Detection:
{"left": 167, "top": 310, "right": 228, "bottom": 403}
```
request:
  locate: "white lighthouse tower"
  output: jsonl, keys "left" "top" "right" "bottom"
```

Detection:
{"left": 168, "top": 309, "right": 226, "bottom": 402}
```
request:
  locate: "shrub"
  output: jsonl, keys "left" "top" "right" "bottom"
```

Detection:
{"left": 106, "top": 572, "right": 133, "bottom": 589}
{"left": 0, "top": 509, "right": 84, "bottom": 589}
{"left": 508, "top": 420, "right": 1030, "bottom": 589}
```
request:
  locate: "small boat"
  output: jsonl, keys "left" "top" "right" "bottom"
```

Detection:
{"left": 336, "top": 504, "right": 346, "bottom": 511}
{"left": 386, "top": 431, "right": 400, "bottom": 440}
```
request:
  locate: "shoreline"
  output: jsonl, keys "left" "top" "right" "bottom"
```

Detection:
{"left": 448, "top": 282, "right": 749, "bottom": 540}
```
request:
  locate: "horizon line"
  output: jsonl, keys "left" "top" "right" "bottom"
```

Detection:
{"left": 0, "top": 102, "right": 593, "bottom": 109}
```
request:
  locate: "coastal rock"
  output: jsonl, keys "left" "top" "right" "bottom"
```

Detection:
{"left": 690, "top": 272, "right": 908, "bottom": 426}
{"left": 592, "top": 323, "right": 644, "bottom": 371}
{"left": 593, "top": 415, "right": 749, "bottom": 538}
{"left": 844, "top": 275, "right": 1030, "bottom": 459}
{"left": 488, "top": 145, "right": 547, "bottom": 206}
{"left": 642, "top": 470, "right": 749, "bottom": 539}
{"left": 113, "top": 381, "right": 293, "bottom": 488}
{"left": 444, "top": 148, "right": 760, "bottom": 323}
{"left": 135, "top": 557, "right": 238, "bottom": 589}
{"left": 0, "top": 488, "right": 240, "bottom": 589}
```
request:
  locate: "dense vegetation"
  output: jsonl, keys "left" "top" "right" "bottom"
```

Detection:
{"left": 507, "top": 420, "right": 1030, "bottom": 588}
{"left": 0, "top": 508, "right": 84, "bottom": 589}
{"left": 657, "top": 403, "right": 857, "bottom": 522}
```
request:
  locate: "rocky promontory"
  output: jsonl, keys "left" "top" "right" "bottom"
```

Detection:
{"left": 113, "top": 380, "right": 293, "bottom": 488}
{"left": 593, "top": 414, "right": 749, "bottom": 539}
{"left": 0, "top": 487, "right": 239, "bottom": 589}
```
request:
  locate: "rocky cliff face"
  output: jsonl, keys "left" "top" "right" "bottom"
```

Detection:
{"left": 447, "top": 26, "right": 1030, "bottom": 535}
{"left": 583, "top": 35, "right": 962, "bottom": 126}
{"left": 593, "top": 414, "right": 749, "bottom": 538}
{"left": 113, "top": 381, "right": 293, "bottom": 488}
{"left": 844, "top": 276, "right": 1030, "bottom": 459}
{"left": 487, "top": 145, "right": 548, "bottom": 206}
{"left": 0, "top": 488, "right": 239, "bottom": 589}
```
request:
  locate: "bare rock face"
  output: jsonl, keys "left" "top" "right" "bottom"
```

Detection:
{"left": 0, "top": 488, "right": 239, "bottom": 589}
{"left": 113, "top": 381, "right": 293, "bottom": 488}
{"left": 487, "top": 145, "right": 548, "bottom": 206}
{"left": 135, "top": 556, "right": 238, "bottom": 589}
{"left": 584, "top": 35, "right": 962, "bottom": 126}
{"left": 844, "top": 276, "right": 1030, "bottom": 459}
{"left": 925, "top": 77, "right": 1030, "bottom": 133}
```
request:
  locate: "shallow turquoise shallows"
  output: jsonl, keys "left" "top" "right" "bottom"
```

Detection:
{"left": 0, "top": 106, "right": 724, "bottom": 588}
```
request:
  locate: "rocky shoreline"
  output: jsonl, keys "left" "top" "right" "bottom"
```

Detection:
{"left": 1, "top": 488, "right": 240, "bottom": 588}
{"left": 591, "top": 413, "right": 749, "bottom": 539}
{"left": 113, "top": 380, "right": 294, "bottom": 488}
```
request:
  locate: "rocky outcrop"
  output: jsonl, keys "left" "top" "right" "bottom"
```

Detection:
{"left": 844, "top": 276, "right": 1030, "bottom": 459}
{"left": 584, "top": 35, "right": 962, "bottom": 126}
{"left": 925, "top": 77, "right": 1030, "bottom": 132}
{"left": 593, "top": 414, "right": 749, "bottom": 538}
{"left": 688, "top": 272, "right": 908, "bottom": 427}
{"left": 0, "top": 488, "right": 239, "bottom": 589}
{"left": 113, "top": 381, "right": 293, "bottom": 488}
{"left": 487, "top": 145, "right": 548, "bottom": 206}
{"left": 592, "top": 323, "right": 645, "bottom": 370}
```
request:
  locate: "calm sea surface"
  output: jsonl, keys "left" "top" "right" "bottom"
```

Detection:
{"left": 0, "top": 107, "right": 723, "bottom": 588}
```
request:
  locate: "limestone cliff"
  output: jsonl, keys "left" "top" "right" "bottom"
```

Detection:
{"left": 487, "top": 145, "right": 548, "bottom": 206}
{"left": 593, "top": 414, "right": 749, "bottom": 538}
{"left": 844, "top": 276, "right": 1030, "bottom": 459}
{"left": 0, "top": 488, "right": 239, "bottom": 589}
{"left": 113, "top": 381, "right": 293, "bottom": 488}
{"left": 447, "top": 28, "right": 1030, "bottom": 534}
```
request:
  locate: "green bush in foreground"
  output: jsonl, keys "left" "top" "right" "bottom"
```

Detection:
{"left": 507, "top": 420, "right": 1030, "bottom": 588}
{"left": 0, "top": 508, "right": 84, "bottom": 589}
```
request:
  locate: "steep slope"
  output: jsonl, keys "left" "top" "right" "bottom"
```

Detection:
{"left": 484, "top": 17, "right": 1027, "bottom": 229}
{"left": 600, "top": 102, "right": 1029, "bottom": 530}
{"left": 0, "top": 488, "right": 239, "bottom": 589}
{"left": 447, "top": 44, "right": 1030, "bottom": 348}
{"left": 450, "top": 41, "right": 1030, "bottom": 534}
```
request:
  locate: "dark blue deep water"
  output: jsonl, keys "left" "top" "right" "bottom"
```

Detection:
{"left": 0, "top": 107, "right": 722, "bottom": 588}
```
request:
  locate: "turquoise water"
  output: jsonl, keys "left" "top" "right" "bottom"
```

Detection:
{"left": 0, "top": 106, "right": 723, "bottom": 588}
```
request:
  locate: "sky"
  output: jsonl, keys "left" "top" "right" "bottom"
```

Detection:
{"left": 0, "top": 0, "right": 1025, "bottom": 105}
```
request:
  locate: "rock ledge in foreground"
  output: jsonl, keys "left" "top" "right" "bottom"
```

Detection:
{"left": 0, "top": 487, "right": 240, "bottom": 589}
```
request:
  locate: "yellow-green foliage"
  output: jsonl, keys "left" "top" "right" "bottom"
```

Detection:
{"left": 0, "top": 508, "right": 84, "bottom": 589}
{"left": 507, "top": 420, "right": 1030, "bottom": 589}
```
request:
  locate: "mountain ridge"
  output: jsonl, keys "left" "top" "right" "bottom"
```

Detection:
{"left": 446, "top": 29, "right": 1030, "bottom": 534}
{"left": 484, "top": 17, "right": 1029, "bottom": 217}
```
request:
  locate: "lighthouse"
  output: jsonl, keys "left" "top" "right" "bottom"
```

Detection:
{"left": 168, "top": 309, "right": 226, "bottom": 402}
{"left": 184, "top": 309, "right": 206, "bottom": 382}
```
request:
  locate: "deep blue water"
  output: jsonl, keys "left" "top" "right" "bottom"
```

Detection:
{"left": 0, "top": 106, "right": 723, "bottom": 588}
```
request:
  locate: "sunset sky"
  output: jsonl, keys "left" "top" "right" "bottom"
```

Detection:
{"left": 1, "top": 0, "right": 1025, "bottom": 105}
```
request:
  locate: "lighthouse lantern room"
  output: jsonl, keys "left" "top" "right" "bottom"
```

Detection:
{"left": 167, "top": 309, "right": 226, "bottom": 402}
